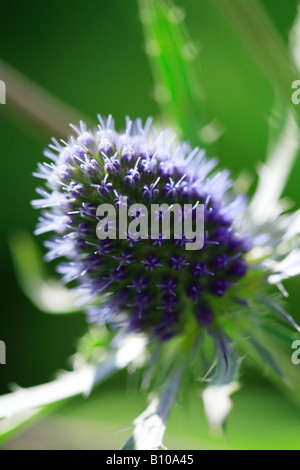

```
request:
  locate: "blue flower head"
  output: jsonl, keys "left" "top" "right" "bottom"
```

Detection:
{"left": 32, "top": 115, "right": 251, "bottom": 341}
{"left": 29, "top": 115, "right": 300, "bottom": 445}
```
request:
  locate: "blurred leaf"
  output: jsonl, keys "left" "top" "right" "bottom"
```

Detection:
{"left": 290, "top": 2, "right": 300, "bottom": 74}
{"left": 246, "top": 335, "right": 285, "bottom": 380}
{"left": 139, "top": 0, "right": 213, "bottom": 147}
{"left": 249, "top": 109, "right": 299, "bottom": 223}
{"left": 246, "top": 322, "right": 300, "bottom": 410}
{"left": 232, "top": 0, "right": 300, "bottom": 221}
{"left": 0, "top": 58, "right": 94, "bottom": 140}
{"left": 211, "top": 0, "right": 297, "bottom": 113}
{"left": 259, "top": 295, "right": 300, "bottom": 333}
{"left": 211, "top": 0, "right": 300, "bottom": 215}
{"left": 4, "top": 378, "right": 300, "bottom": 449}
{"left": 9, "top": 231, "right": 81, "bottom": 314}
{"left": 0, "top": 403, "right": 61, "bottom": 447}
{"left": 0, "top": 361, "right": 113, "bottom": 445}
{"left": 0, "top": 334, "right": 147, "bottom": 445}
{"left": 73, "top": 327, "right": 114, "bottom": 368}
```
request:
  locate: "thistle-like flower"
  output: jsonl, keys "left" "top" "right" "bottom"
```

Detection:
{"left": 32, "top": 115, "right": 252, "bottom": 342}
{"left": 2, "top": 114, "right": 299, "bottom": 449}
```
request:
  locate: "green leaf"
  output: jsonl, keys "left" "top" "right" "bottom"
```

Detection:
{"left": 0, "top": 334, "right": 147, "bottom": 445}
{"left": 249, "top": 109, "right": 299, "bottom": 223}
{"left": 210, "top": 0, "right": 297, "bottom": 113}
{"left": 247, "top": 335, "right": 285, "bottom": 380}
{"left": 259, "top": 295, "right": 300, "bottom": 333}
{"left": 209, "top": 0, "right": 300, "bottom": 216}
{"left": 289, "top": 2, "right": 300, "bottom": 74}
{"left": 139, "top": 0, "right": 209, "bottom": 147}
{"left": 246, "top": 322, "right": 300, "bottom": 410}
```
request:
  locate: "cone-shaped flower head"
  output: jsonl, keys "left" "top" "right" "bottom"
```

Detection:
{"left": 32, "top": 115, "right": 251, "bottom": 340}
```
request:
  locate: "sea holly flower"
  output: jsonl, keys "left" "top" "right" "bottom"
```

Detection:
{"left": 1, "top": 115, "right": 300, "bottom": 449}
{"left": 31, "top": 115, "right": 252, "bottom": 340}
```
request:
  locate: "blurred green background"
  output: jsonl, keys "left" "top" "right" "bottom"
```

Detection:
{"left": 1, "top": 0, "right": 300, "bottom": 449}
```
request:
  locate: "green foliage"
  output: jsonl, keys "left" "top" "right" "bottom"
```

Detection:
{"left": 139, "top": 0, "right": 208, "bottom": 147}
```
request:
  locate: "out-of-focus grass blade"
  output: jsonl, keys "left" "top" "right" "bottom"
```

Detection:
{"left": 0, "top": 59, "right": 94, "bottom": 140}
{"left": 9, "top": 231, "right": 80, "bottom": 314}
{"left": 0, "top": 402, "right": 61, "bottom": 447}
{"left": 0, "top": 335, "right": 147, "bottom": 446}
{"left": 290, "top": 2, "right": 300, "bottom": 74}
{"left": 246, "top": 335, "right": 285, "bottom": 380}
{"left": 210, "top": 0, "right": 298, "bottom": 115}
{"left": 249, "top": 109, "right": 298, "bottom": 223}
{"left": 225, "top": 0, "right": 300, "bottom": 220}
{"left": 139, "top": 0, "right": 212, "bottom": 147}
